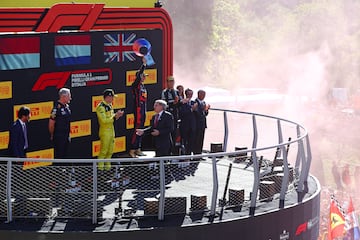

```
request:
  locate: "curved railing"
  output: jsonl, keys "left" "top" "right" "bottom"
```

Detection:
{"left": 0, "top": 108, "right": 312, "bottom": 225}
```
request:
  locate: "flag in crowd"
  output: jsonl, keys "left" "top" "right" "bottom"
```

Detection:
{"left": 328, "top": 197, "right": 346, "bottom": 240}
{"left": 0, "top": 37, "right": 40, "bottom": 70}
{"left": 328, "top": 195, "right": 360, "bottom": 240}
{"left": 344, "top": 197, "right": 360, "bottom": 240}
{"left": 54, "top": 35, "right": 91, "bottom": 66}
{"left": 104, "top": 33, "right": 137, "bottom": 63}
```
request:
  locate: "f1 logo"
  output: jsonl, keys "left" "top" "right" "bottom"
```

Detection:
{"left": 36, "top": 4, "right": 104, "bottom": 32}
{"left": 32, "top": 69, "right": 112, "bottom": 91}
{"left": 295, "top": 222, "right": 307, "bottom": 236}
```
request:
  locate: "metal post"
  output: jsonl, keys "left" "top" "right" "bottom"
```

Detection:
{"left": 223, "top": 111, "right": 229, "bottom": 152}
{"left": 303, "top": 136, "right": 312, "bottom": 183}
{"left": 250, "top": 115, "right": 258, "bottom": 215}
{"left": 210, "top": 156, "right": 218, "bottom": 217}
{"left": 294, "top": 125, "right": 301, "bottom": 178}
{"left": 92, "top": 161, "right": 98, "bottom": 224}
{"left": 6, "top": 160, "right": 12, "bottom": 223}
{"left": 278, "top": 120, "right": 289, "bottom": 208}
{"left": 249, "top": 152, "right": 259, "bottom": 215}
{"left": 297, "top": 138, "right": 307, "bottom": 195}
{"left": 158, "top": 160, "right": 165, "bottom": 221}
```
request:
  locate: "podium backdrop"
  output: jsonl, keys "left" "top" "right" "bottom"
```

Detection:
{"left": 0, "top": 29, "right": 164, "bottom": 159}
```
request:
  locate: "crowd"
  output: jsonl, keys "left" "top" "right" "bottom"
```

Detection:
{"left": 7, "top": 57, "right": 210, "bottom": 170}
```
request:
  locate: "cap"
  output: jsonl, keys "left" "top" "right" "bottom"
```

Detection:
{"left": 103, "top": 89, "right": 116, "bottom": 98}
{"left": 137, "top": 71, "right": 149, "bottom": 78}
{"left": 167, "top": 75, "right": 174, "bottom": 81}
{"left": 141, "top": 72, "right": 149, "bottom": 77}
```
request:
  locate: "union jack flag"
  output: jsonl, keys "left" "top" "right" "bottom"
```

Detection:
{"left": 104, "top": 33, "right": 137, "bottom": 63}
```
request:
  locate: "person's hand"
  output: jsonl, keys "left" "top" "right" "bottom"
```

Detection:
{"left": 174, "top": 95, "right": 179, "bottom": 104}
{"left": 142, "top": 57, "right": 147, "bottom": 66}
{"left": 193, "top": 102, "right": 198, "bottom": 110}
{"left": 205, "top": 104, "right": 210, "bottom": 111}
{"left": 136, "top": 129, "right": 144, "bottom": 136}
{"left": 151, "top": 129, "right": 160, "bottom": 136}
{"left": 181, "top": 98, "right": 190, "bottom": 104}
{"left": 115, "top": 109, "right": 124, "bottom": 120}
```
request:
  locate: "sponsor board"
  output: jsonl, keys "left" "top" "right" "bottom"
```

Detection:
{"left": 0, "top": 131, "right": 9, "bottom": 150}
{"left": 92, "top": 136, "right": 126, "bottom": 157}
{"left": 114, "top": 136, "right": 126, "bottom": 153}
{"left": 92, "top": 93, "right": 126, "bottom": 112}
{"left": 13, "top": 101, "right": 53, "bottom": 121}
{"left": 0, "top": 81, "right": 12, "bottom": 99}
{"left": 0, "top": 18, "right": 167, "bottom": 159}
{"left": 145, "top": 111, "right": 155, "bottom": 126}
{"left": 126, "top": 114, "right": 134, "bottom": 129}
{"left": 24, "top": 148, "right": 54, "bottom": 170}
{"left": 126, "top": 69, "right": 157, "bottom": 86}
{"left": 70, "top": 120, "right": 91, "bottom": 138}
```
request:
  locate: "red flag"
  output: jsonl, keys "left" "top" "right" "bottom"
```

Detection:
{"left": 328, "top": 199, "right": 346, "bottom": 240}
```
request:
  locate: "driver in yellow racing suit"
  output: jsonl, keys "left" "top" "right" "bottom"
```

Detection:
{"left": 96, "top": 89, "right": 124, "bottom": 170}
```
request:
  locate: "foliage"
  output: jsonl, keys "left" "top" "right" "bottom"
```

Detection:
{"left": 165, "top": 0, "right": 360, "bottom": 91}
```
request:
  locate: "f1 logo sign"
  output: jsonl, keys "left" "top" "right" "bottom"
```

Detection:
{"left": 32, "top": 69, "right": 112, "bottom": 91}
{"left": 36, "top": 4, "right": 104, "bottom": 32}
{"left": 295, "top": 222, "right": 307, "bottom": 236}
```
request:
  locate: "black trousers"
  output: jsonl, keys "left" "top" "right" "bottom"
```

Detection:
{"left": 193, "top": 128, "right": 205, "bottom": 155}
{"left": 180, "top": 125, "right": 195, "bottom": 155}
{"left": 54, "top": 135, "right": 69, "bottom": 159}
{"left": 155, "top": 146, "right": 171, "bottom": 157}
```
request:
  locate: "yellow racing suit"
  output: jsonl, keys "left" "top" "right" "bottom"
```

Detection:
{"left": 96, "top": 101, "right": 116, "bottom": 170}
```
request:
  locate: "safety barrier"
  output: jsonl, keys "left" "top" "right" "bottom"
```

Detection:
{"left": 0, "top": 108, "right": 311, "bottom": 224}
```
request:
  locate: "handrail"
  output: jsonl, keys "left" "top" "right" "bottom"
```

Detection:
{"left": 0, "top": 109, "right": 309, "bottom": 164}
{"left": 0, "top": 107, "right": 311, "bottom": 224}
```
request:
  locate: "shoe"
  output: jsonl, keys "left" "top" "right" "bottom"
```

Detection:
{"left": 244, "top": 161, "right": 253, "bottom": 169}
{"left": 129, "top": 149, "right": 138, "bottom": 158}
{"left": 122, "top": 177, "right": 131, "bottom": 186}
{"left": 135, "top": 149, "right": 146, "bottom": 156}
{"left": 150, "top": 175, "right": 159, "bottom": 180}
{"left": 148, "top": 162, "right": 157, "bottom": 170}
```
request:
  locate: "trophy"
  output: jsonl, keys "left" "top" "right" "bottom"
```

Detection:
{"left": 133, "top": 38, "right": 155, "bottom": 66}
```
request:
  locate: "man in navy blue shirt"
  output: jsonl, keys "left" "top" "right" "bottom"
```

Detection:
{"left": 49, "top": 88, "right": 72, "bottom": 159}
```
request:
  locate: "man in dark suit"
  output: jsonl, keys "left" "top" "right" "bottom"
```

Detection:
{"left": 179, "top": 88, "right": 197, "bottom": 155}
{"left": 136, "top": 99, "right": 174, "bottom": 157}
{"left": 8, "top": 106, "right": 31, "bottom": 158}
{"left": 193, "top": 90, "right": 210, "bottom": 155}
{"left": 161, "top": 76, "right": 180, "bottom": 155}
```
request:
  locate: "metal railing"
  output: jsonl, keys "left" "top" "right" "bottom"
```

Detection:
{"left": 0, "top": 108, "right": 312, "bottom": 225}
